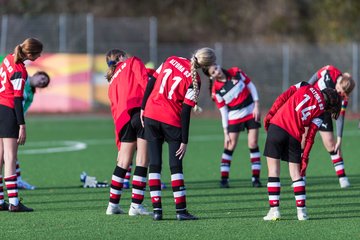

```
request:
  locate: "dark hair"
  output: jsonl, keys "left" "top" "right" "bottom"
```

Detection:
{"left": 32, "top": 71, "right": 50, "bottom": 93}
{"left": 322, "top": 88, "right": 342, "bottom": 119}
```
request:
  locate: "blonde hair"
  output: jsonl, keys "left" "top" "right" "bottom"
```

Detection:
{"left": 105, "top": 49, "right": 126, "bottom": 82}
{"left": 338, "top": 72, "right": 355, "bottom": 97}
{"left": 14, "top": 38, "right": 43, "bottom": 63}
{"left": 190, "top": 47, "right": 216, "bottom": 112}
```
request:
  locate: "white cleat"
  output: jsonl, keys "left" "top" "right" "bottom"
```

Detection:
{"left": 17, "top": 179, "right": 36, "bottom": 190}
{"left": 297, "top": 207, "right": 309, "bottom": 220}
{"left": 263, "top": 207, "right": 280, "bottom": 221}
{"left": 128, "top": 204, "right": 153, "bottom": 216}
{"left": 106, "top": 204, "right": 125, "bottom": 215}
{"left": 339, "top": 177, "right": 350, "bottom": 188}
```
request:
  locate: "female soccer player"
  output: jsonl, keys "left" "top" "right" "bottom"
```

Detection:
{"left": 141, "top": 47, "right": 216, "bottom": 221}
{"left": 204, "top": 65, "right": 262, "bottom": 188}
{"left": 306, "top": 65, "right": 355, "bottom": 188}
{"left": 0, "top": 37, "right": 43, "bottom": 212}
{"left": 16, "top": 71, "right": 50, "bottom": 190}
{"left": 105, "top": 49, "right": 152, "bottom": 216}
{"left": 263, "top": 82, "right": 341, "bottom": 221}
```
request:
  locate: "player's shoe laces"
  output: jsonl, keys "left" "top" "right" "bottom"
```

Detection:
{"left": 9, "top": 202, "right": 33, "bottom": 212}
{"left": 252, "top": 177, "right": 262, "bottom": 188}
{"left": 220, "top": 179, "right": 229, "bottom": 188}
{"left": 106, "top": 204, "right": 125, "bottom": 215}
{"left": 0, "top": 201, "right": 9, "bottom": 211}
{"left": 17, "top": 179, "right": 36, "bottom": 190}
{"left": 297, "top": 207, "right": 309, "bottom": 220}
{"left": 263, "top": 207, "right": 280, "bottom": 221}
{"left": 339, "top": 176, "right": 350, "bottom": 188}
{"left": 128, "top": 204, "right": 153, "bottom": 216}
{"left": 176, "top": 211, "right": 199, "bottom": 221}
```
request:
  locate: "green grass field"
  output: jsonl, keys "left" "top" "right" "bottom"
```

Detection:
{"left": 2, "top": 115, "right": 360, "bottom": 239}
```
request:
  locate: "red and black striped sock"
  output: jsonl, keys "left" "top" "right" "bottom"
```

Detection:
{"left": 267, "top": 177, "right": 280, "bottom": 207}
{"left": 109, "top": 166, "right": 127, "bottom": 206}
{"left": 0, "top": 175, "right": 4, "bottom": 204}
{"left": 249, "top": 147, "right": 261, "bottom": 179}
{"left": 221, "top": 149, "right": 233, "bottom": 181}
{"left": 330, "top": 151, "right": 346, "bottom": 178}
{"left": 131, "top": 166, "right": 147, "bottom": 205}
{"left": 171, "top": 166, "right": 186, "bottom": 214}
{"left": 5, "top": 174, "right": 18, "bottom": 206}
{"left": 149, "top": 165, "right": 162, "bottom": 214}
{"left": 293, "top": 178, "right": 306, "bottom": 208}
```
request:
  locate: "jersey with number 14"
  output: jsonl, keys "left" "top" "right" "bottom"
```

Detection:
{"left": 144, "top": 56, "right": 200, "bottom": 127}
{"left": 270, "top": 85, "right": 325, "bottom": 142}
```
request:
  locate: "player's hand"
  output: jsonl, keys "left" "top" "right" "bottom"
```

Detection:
{"left": 17, "top": 124, "right": 26, "bottom": 145}
{"left": 175, "top": 143, "right": 187, "bottom": 160}
{"left": 140, "top": 109, "right": 145, "bottom": 127}
{"left": 263, "top": 114, "right": 272, "bottom": 131}
{"left": 253, "top": 103, "right": 260, "bottom": 122}
{"left": 224, "top": 131, "right": 231, "bottom": 148}
{"left": 334, "top": 138, "right": 342, "bottom": 154}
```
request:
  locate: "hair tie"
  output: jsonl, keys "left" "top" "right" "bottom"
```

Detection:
{"left": 107, "top": 60, "right": 117, "bottom": 67}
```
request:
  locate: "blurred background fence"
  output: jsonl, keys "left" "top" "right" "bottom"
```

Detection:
{"left": 1, "top": 14, "right": 359, "bottom": 113}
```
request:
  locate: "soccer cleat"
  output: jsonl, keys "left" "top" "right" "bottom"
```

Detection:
{"left": 8, "top": 202, "right": 34, "bottom": 212}
{"left": 339, "top": 176, "right": 350, "bottom": 188}
{"left": 128, "top": 204, "right": 153, "bottom": 216}
{"left": 176, "top": 211, "right": 199, "bottom": 221}
{"left": 0, "top": 201, "right": 9, "bottom": 211}
{"left": 263, "top": 207, "right": 280, "bottom": 221}
{"left": 17, "top": 179, "right": 36, "bottom": 190}
{"left": 153, "top": 212, "right": 163, "bottom": 221}
{"left": 297, "top": 207, "right": 309, "bottom": 220}
{"left": 106, "top": 204, "right": 125, "bottom": 215}
{"left": 252, "top": 178, "right": 262, "bottom": 188}
{"left": 80, "top": 171, "right": 87, "bottom": 182}
{"left": 220, "top": 179, "right": 229, "bottom": 188}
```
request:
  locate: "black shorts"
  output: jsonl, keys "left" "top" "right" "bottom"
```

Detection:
{"left": 0, "top": 104, "right": 19, "bottom": 138}
{"left": 228, "top": 118, "right": 261, "bottom": 133}
{"left": 318, "top": 112, "right": 333, "bottom": 132}
{"left": 119, "top": 108, "right": 145, "bottom": 142}
{"left": 144, "top": 117, "right": 181, "bottom": 143}
{"left": 263, "top": 124, "right": 302, "bottom": 163}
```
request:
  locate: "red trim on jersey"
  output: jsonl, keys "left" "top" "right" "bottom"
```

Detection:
{"left": 107, "top": 57, "right": 149, "bottom": 150}
{"left": 228, "top": 114, "right": 253, "bottom": 125}
{"left": 0, "top": 54, "right": 27, "bottom": 109}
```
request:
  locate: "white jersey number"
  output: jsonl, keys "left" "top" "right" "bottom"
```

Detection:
{"left": 159, "top": 68, "right": 182, "bottom": 100}
{"left": 0, "top": 67, "right": 7, "bottom": 93}
{"left": 295, "top": 94, "right": 316, "bottom": 121}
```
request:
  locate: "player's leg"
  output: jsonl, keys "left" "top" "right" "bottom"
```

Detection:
{"left": 247, "top": 127, "right": 262, "bottom": 187}
{"left": 106, "top": 142, "right": 136, "bottom": 215}
{"left": 289, "top": 162, "right": 308, "bottom": 220}
{"left": 319, "top": 131, "right": 350, "bottom": 188}
{"left": 0, "top": 138, "right": 8, "bottom": 210}
{"left": 16, "top": 159, "right": 36, "bottom": 190}
{"left": 4, "top": 138, "right": 33, "bottom": 212}
{"left": 219, "top": 130, "right": 239, "bottom": 188}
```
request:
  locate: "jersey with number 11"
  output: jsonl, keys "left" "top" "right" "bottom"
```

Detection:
{"left": 144, "top": 56, "right": 200, "bottom": 127}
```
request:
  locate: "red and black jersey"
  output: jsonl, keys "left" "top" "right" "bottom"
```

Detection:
{"left": 212, "top": 67, "right": 254, "bottom": 124}
{"left": 0, "top": 54, "right": 27, "bottom": 108}
{"left": 144, "top": 56, "right": 200, "bottom": 127}
{"left": 108, "top": 56, "right": 148, "bottom": 146}
{"left": 311, "top": 65, "right": 342, "bottom": 91}
{"left": 270, "top": 85, "right": 325, "bottom": 142}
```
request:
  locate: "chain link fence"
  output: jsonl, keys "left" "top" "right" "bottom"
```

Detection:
{"left": 1, "top": 14, "right": 359, "bottom": 113}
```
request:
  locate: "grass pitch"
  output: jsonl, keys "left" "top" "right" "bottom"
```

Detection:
{"left": 1, "top": 115, "right": 359, "bottom": 239}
